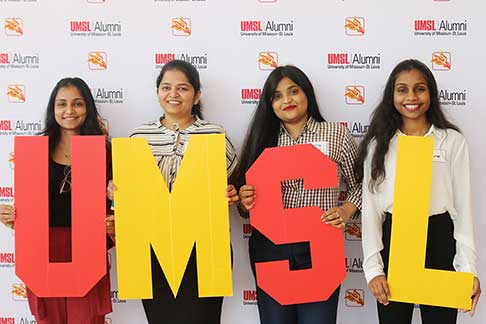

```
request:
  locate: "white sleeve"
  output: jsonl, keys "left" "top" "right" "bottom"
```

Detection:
{"left": 361, "top": 143, "right": 387, "bottom": 283}
{"left": 450, "top": 135, "right": 477, "bottom": 275}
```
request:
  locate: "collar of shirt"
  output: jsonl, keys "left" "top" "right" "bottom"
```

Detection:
{"left": 395, "top": 124, "right": 445, "bottom": 142}
{"left": 156, "top": 114, "right": 203, "bottom": 133}
{"left": 279, "top": 116, "right": 320, "bottom": 141}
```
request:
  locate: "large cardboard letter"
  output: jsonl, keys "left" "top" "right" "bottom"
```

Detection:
{"left": 112, "top": 134, "right": 232, "bottom": 299}
{"left": 15, "top": 136, "right": 107, "bottom": 297}
{"left": 388, "top": 136, "right": 473, "bottom": 309}
{"left": 246, "top": 144, "right": 346, "bottom": 305}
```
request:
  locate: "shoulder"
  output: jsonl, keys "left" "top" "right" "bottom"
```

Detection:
{"left": 313, "top": 121, "right": 350, "bottom": 135}
{"left": 191, "top": 119, "right": 227, "bottom": 135}
{"left": 437, "top": 127, "right": 467, "bottom": 147}
{"left": 443, "top": 128, "right": 468, "bottom": 153}
{"left": 319, "top": 122, "right": 355, "bottom": 146}
{"left": 129, "top": 121, "right": 163, "bottom": 137}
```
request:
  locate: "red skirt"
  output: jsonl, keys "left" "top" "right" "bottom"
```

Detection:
{"left": 26, "top": 227, "right": 112, "bottom": 324}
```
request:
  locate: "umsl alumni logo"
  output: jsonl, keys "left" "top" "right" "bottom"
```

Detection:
{"left": 345, "top": 17, "right": 364, "bottom": 36}
{"left": 4, "top": 18, "right": 23, "bottom": 36}
{"left": 242, "top": 223, "right": 252, "bottom": 239}
{"left": 0, "top": 119, "right": 42, "bottom": 136}
{"left": 0, "top": 52, "right": 40, "bottom": 69}
{"left": 327, "top": 52, "right": 380, "bottom": 70}
{"left": 172, "top": 18, "right": 191, "bottom": 36}
{"left": 340, "top": 121, "right": 369, "bottom": 138}
{"left": 345, "top": 222, "right": 362, "bottom": 241}
{"left": 0, "top": 318, "right": 15, "bottom": 324}
{"left": 414, "top": 19, "right": 467, "bottom": 36}
{"left": 258, "top": 52, "right": 278, "bottom": 70}
{"left": 240, "top": 19, "right": 294, "bottom": 37}
{"left": 7, "top": 85, "right": 25, "bottom": 103}
{"left": 0, "top": 187, "right": 14, "bottom": 199}
{"left": 241, "top": 88, "right": 261, "bottom": 105}
{"left": 70, "top": 20, "right": 122, "bottom": 37}
{"left": 439, "top": 88, "right": 466, "bottom": 107}
{"left": 0, "top": 252, "right": 15, "bottom": 268}
{"left": 432, "top": 52, "right": 451, "bottom": 71}
{"left": 345, "top": 86, "right": 365, "bottom": 105}
{"left": 344, "top": 288, "right": 364, "bottom": 307}
{"left": 345, "top": 257, "right": 363, "bottom": 273}
{"left": 88, "top": 52, "right": 107, "bottom": 70}
{"left": 91, "top": 87, "right": 124, "bottom": 104}
{"left": 155, "top": 52, "right": 208, "bottom": 70}
{"left": 12, "top": 283, "right": 27, "bottom": 301}
{"left": 242, "top": 289, "right": 257, "bottom": 305}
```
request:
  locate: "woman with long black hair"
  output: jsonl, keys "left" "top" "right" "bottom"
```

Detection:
{"left": 356, "top": 59, "right": 481, "bottom": 324}
{"left": 231, "top": 65, "right": 361, "bottom": 324}
{"left": 0, "top": 77, "right": 114, "bottom": 324}
{"left": 107, "top": 59, "right": 238, "bottom": 324}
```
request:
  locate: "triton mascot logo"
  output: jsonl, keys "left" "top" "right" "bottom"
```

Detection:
{"left": 432, "top": 52, "right": 451, "bottom": 70}
{"left": 7, "top": 85, "right": 26, "bottom": 103}
{"left": 9, "top": 152, "right": 15, "bottom": 170}
{"left": 12, "top": 283, "right": 27, "bottom": 301}
{"left": 4, "top": 18, "right": 23, "bottom": 36}
{"left": 344, "top": 86, "right": 365, "bottom": 104}
{"left": 258, "top": 52, "right": 278, "bottom": 70}
{"left": 88, "top": 52, "right": 108, "bottom": 70}
{"left": 172, "top": 18, "right": 191, "bottom": 36}
{"left": 345, "top": 17, "right": 365, "bottom": 35}
{"left": 345, "top": 288, "right": 364, "bottom": 306}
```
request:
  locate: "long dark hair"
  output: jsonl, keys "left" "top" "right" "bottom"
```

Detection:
{"left": 156, "top": 59, "right": 203, "bottom": 119}
{"left": 230, "top": 65, "right": 325, "bottom": 188}
{"left": 355, "top": 59, "right": 460, "bottom": 191}
{"left": 40, "top": 77, "right": 105, "bottom": 156}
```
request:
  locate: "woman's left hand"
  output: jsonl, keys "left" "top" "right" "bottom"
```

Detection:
{"left": 226, "top": 184, "right": 239, "bottom": 205}
{"left": 321, "top": 206, "right": 348, "bottom": 229}
{"left": 105, "top": 215, "right": 115, "bottom": 235}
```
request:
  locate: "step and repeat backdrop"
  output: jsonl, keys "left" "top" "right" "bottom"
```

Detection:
{"left": 1, "top": 0, "right": 485, "bottom": 323}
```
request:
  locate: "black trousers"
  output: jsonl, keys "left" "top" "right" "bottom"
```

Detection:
{"left": 142, "top": 247, "right": 223, "bottom": 324}
{"left": 378, "top": 212, "right": 458, "bottom": 324}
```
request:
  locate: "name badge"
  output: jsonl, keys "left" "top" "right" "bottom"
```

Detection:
{"left": 310, "top": 141, "right": 329, "bottom": 156}
{"left": 432, "top": 149, "right": 447, "bottom": 163}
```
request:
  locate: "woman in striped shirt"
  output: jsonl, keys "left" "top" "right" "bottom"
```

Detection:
{"left": 107, "top": 60, "right": 238, "bottom": 324}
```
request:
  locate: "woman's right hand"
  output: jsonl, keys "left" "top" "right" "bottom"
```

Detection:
{"left": 0, "top": 204, "right": 15, "bottom": 228}
{"left": 368, "top": 275, "right": 391, "bottom": 306}
{"left": 106, "top": 180, "right": 117, "bottom": 201}
{"left": 239, "top": 185, "right": 256, "bottom": 211}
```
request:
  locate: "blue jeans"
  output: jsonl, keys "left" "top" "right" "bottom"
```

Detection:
{"left": 256, "top": 285, "right": 340, "bottom": 324}
{"left": 249, "top": 230, "right": 340, "bottom": 324}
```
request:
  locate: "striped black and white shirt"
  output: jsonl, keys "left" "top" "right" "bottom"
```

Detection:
{"left": 130, "top": 115, "right": 237, "bottom": 189}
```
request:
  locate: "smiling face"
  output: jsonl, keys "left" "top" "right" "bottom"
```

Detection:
{"left": 157, "top": 69, "right": 201, "bottom": 119}
{"left": 393, "top": 69, "right": 431, "bottom": 127}
{"left": 271, "top": 77, "right": 309, "bottom": 126}
{"left": 54, "top": 86, "right": 87, "bottom": 134}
